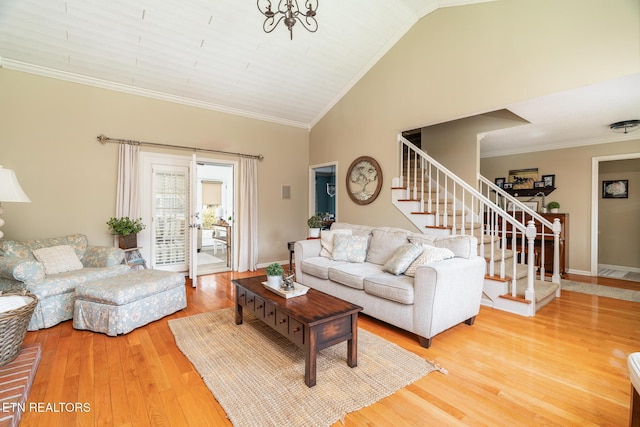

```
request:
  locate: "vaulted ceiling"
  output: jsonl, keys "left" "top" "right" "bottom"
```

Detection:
{"left": 1, "top": 0, "right": 638, "bottom": 155}
{"left": 0, "top": 0, "right": 483, "bottom": 129}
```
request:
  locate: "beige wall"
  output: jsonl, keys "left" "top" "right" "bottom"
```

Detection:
{"left": 598, "top": 158, "right": 640, "bottom": 269}
{"left": 480, "top": 139, "right": 640, "bottom": 273}
{"left": 309, "top": 0, "right": 639, "bottom": 266}
{"left": 421, "top": 111, "right": 529, "bottom": 185}
{"left": 0, "top": 69, "right": 309, "bottom": 264}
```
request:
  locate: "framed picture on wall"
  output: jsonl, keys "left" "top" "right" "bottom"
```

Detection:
{"left": 508, "top": 168, "right": 539, "bottom": 190}
{"left": 602, "top": 180, "right": 628, "bottom": 198}
{"left": 542, "top": 174, "right": 555, "bottom": 188}
{"left": 494, "top": 177, "right": 506, "bottom": 188}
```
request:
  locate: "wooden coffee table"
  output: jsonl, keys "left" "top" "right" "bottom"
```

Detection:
{"left": 233, "top": 275, "right": 363, "bottom": 387}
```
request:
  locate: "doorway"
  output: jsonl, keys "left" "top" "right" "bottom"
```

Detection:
{"left": 139, "top": 152, "right": 235, "bottom": 278}
{"left": 196, "top": 163, "right": 234, "bottom": 275}
{"left": 591, "top": 153, "right": 640, "bottom": 278}
{"left": 309, "top": 162, "right": 337, "bottom": 221}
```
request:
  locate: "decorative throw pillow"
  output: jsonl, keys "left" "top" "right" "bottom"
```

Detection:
{"left": 403, "top": 244, "right": 455, "bottom": 277}
{"left": 332, "top": 234, "right": 368, "bottom": 263}
{"left": 319, "top": 228, "right": 352, "bottom": 258}
{"left": 383, "top": 243, "right": 424, "bottom": 275}
{"left": 32, "top": 245, "right": 84, "bottom": 275}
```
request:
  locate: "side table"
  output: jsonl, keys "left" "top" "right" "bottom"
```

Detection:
{"left": 122, "top": 247, "right": 147, "bottom": 270}
{"left": 287, "top": 241, "right": 295, "bottom": 272}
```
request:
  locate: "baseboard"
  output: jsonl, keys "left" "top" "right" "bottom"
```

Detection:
{"left": 598, "top": 264, "right": 640, "bottom": 274}
{"left": 567, "top": 268, "right": 591, "bottom": 276}
{"left": 256, "top": 260, "right": 291, "bottom": 270}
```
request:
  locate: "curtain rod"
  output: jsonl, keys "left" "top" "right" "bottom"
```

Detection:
{"left": 96, "top": 134, "right": 264, "bottom": 160}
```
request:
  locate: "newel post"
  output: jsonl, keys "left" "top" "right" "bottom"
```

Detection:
{"left": 552, "top": 218, "right": 562, "bottom": 289}
{"left": 525, "top": 220, "right": 537, "bottom": 309}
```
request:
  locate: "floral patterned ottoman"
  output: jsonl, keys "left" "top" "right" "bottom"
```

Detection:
{"left": 72, "top": 270, "right": 186, "bottom": 336}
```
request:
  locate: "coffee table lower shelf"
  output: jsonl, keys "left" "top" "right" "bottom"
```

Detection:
{"left": 233, "top": 276, "right": 362, "bottom": 387}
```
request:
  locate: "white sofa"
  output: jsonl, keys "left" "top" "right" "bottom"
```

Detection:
{"left": 294, "top": 222, "right": 486, "bottom": 348}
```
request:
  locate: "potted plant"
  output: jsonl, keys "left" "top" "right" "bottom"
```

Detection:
{"left": 547, "top": 201, "right": 560, "bottom": 213}
{"left": 107, "top": 217, "right": 146, "bottom": 249}
{"left": 307, "top": 214, "right": 323, "bottom": 238}
{"left": 265, "top": 262, "right": 284, "bottom": 289}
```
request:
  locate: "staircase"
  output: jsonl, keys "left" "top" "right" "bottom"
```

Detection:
{"left": 392, "top": 135, "right": 562, "bottom": 316}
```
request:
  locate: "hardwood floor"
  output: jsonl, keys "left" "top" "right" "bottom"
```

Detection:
{"left": 20, "top": 271, "right": 639, "bottom": 426}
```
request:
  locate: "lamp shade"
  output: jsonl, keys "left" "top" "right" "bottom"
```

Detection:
{"left": 0, "top": 166, "right": 31, "bottom": 203}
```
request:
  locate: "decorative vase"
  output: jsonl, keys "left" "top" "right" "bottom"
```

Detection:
{"left": 118, "top": 234, "right": 137, "bottom": 249}
{"left": 267, "top": 275, "right": 282, "bottom": 289}
{"left": 308, "top": 228, "right": 321, "bottom": 238}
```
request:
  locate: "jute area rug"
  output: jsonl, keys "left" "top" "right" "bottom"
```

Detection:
{"left": 168, "top": 308, "right": 446, "bottom": 427}
{"left": 561, "top": 279, "right": 640, "bottom": 302}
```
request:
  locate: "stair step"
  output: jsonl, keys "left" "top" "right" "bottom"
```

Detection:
{"left": 425, "top": 225, "right": 451, "bottom": 230}
{"left": 498, "top": 294, "right": 532, "bottom": 304}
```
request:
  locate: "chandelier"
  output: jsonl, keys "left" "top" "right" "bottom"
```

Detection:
{"left": 257, "top": 0, "right": 318, "bottom": 40}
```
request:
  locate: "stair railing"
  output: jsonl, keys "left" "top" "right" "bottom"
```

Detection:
{"left": 397, "top": 135, "right": 539, "bottom": 304}
{"left": 478, "top": 176, "right": 562, "bottom": 284}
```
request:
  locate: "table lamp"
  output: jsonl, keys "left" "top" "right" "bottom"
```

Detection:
{"left": 0, "top": 166, "right": 31, "bottom": 239}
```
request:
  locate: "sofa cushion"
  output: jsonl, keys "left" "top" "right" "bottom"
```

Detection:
{"left": 0, "top": 234, "right": 89, "bottom": 260}
{"left": 27, "top": 265, "right": 130, "bottom": 299}
{"left": 332, "top": 234, "right": 368, "bottom": 263}
{"left": 330, "top": 222, "right": 373, "bottom": 237}
{"left": 300, "top": 257, "right": 346, "bottom": 280}
{"left": 408, "top": 233, "right": 437, "bottom": 247}
{"left": 433, "top": 235, "right": 477, "bottom": 259}
{"left": 383, "top": 243, "right": 424, "bottom": 275}
{"left": 366, "top": 229, "right": 409, "bottom": 265}
{"left": 404, "top": 245, "right": 455, "bottom": 277}
{"left": 328, "top": 262, "right": 384, "bottom": 290}
{"left": 319, "top": 229, "right": 352, "bottom": 258}
{"left": 363, "top": 274, "right": 415, "bottom": 305}
{"left": 32, "top": 245, "right": 84, "bottom": 275}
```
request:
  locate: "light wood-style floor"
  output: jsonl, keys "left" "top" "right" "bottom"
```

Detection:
{"left": 20, "top": 271, "right": 640, "bottom": 427}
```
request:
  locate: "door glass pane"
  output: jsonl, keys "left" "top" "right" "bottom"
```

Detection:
{"left": 153, "top": 168, "right": 188, "bottom": 267}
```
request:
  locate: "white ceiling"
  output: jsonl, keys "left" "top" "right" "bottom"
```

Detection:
{"left": 479, "top": 72, "right": 640, "bottom": 157}
{"left": 0, "top": 0, "right": 638, "bottom": 156}
{"left": 0, "top": 0, "right": 473, "bottom": 128}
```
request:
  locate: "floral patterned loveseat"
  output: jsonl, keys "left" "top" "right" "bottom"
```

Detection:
{"left": 0, "top": 234, "right": 130, "bottom": 330}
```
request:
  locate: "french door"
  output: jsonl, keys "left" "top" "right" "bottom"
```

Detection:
{"left": 139, "top": 152, "right": 236, "bottom": 283}
{"left": 151, "top": 162, "right": 191, "bottom": 272}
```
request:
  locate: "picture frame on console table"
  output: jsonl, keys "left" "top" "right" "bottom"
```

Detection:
{"left": 507, "top": 201, "right": 539, "bottom": 212}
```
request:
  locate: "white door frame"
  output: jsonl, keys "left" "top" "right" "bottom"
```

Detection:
{"left": 140, "top": 151, "right": 238, "bottom": 278}
{"left": 309, "top": 161, "right": 338, "bottom": 219}
{"left": 590, "top": 151, "right": 640, "bottom": 275}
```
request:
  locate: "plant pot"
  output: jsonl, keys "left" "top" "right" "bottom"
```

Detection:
{"left": 308, "top": 228, "right": 321, "bottom": 238}
{"left": 118, "top": 234, "right": 137, "bottom": 249}
{"left": 550, "top": 208, "right": 559, "bottom": 214}
{"left": 266, "top": 275, "right": 282, "bottom": 289}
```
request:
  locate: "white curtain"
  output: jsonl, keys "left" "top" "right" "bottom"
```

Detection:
{"left": 237, "top": 157, "right": 258, "bottom": 272}
{"left": 115, "top": 143, "right": 140, "bottom": 218}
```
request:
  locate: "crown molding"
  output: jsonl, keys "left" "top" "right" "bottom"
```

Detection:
{"left": 1, "top": 58, "right": 311, "bottom": 130}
